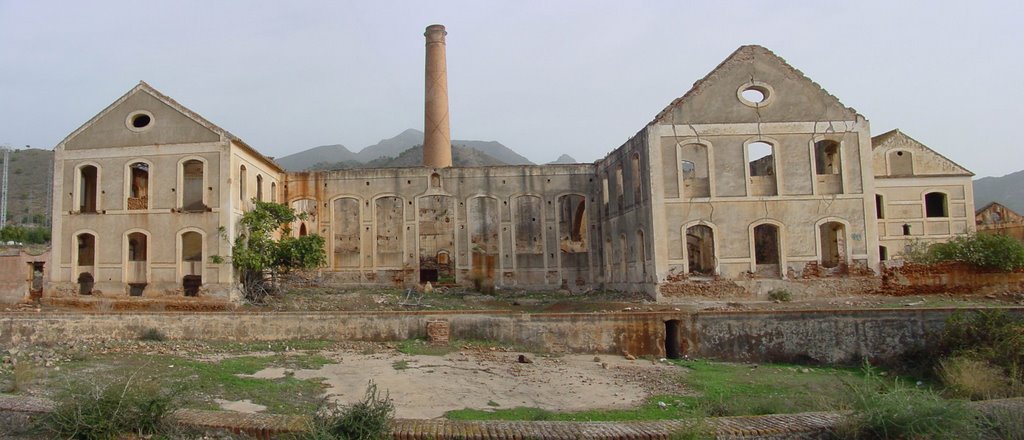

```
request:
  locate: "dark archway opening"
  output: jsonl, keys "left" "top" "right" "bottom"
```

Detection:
{"left": 183, "top": 275, "right": 202, "bottom": 297}
{"left": 665, "top": 319, "right": 682, "bottom": 359}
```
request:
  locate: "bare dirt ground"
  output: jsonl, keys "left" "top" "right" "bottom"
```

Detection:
{"left": 244, "top": 350, "right": 684, "bottom": 419}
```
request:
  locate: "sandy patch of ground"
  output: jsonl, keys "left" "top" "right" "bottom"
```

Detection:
{"left": 215, "top": 398, "right": 267, "bottom": 413}
{"left": 243, "top": 351, "right": 683, "bottom": 419}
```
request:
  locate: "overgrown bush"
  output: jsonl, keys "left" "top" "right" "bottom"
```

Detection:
{"left": 37, "top": 377, "right": 181, "bottom": 439}
{"left": 138, "top": 328, "right": 167, "bottom": 342}
{"left": 766, "top": 289, "right": 792, "bottom": 302}
{"left": 937, "top": 356, "right": 1016, "bottom": 400}
{"left": 304, "top": 381, "right": 395, "bottom": 440}
{"left": 978, "top": 406, "right": 1024, "bottom": 440}
{"left": 928, "top": 233, "right": 1024, "bottom": 271}
{"left": 942, "top": 310, "right": 1024, "bottom": 387}
{"left": 835, "top": 368, "right": 979, "bottom": 439}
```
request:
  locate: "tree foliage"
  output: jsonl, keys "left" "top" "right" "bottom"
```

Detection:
{"left": 0, "top": 224, "right": 50, "bottom": 244}
{"left": 229, "top": 201, "right": 327, "bottom": 302}
{"left": 927, "top": 233, "right": 1024, "bottom": 272}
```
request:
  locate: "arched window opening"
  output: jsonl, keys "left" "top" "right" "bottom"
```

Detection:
{"left": 814, "top": 141, "right": 840, "bottom": 175}
{"left": 128, "top": 162, "right": 149, "bottom": 210}
{"left": 333, "top": 198, "right": 361, "bottom": 269}
{"left": 890, "top": 150, "right": 913, "bottom": 176}
{"left": 239, "top": 165, "right": 247, "bottom": 202}
{"left": 270, "top": 182, "right": 277, "bottom": 203}
{"left": 79, "top": 165, "right": 98, "bottom": 213}
{"left": 256, "top": 175, "right": 264, "bottom": 202}
{"left": 182, "top": 159, "right": 205, "bottom": 212}
{"left": 753, "top": 224, "right": 781, "bottom": 277}
{"left": 76, "top": 232, "right": 96, "bottom": 295}
{"left": 181, "top": 231, "right": 203, "bottom": 297}
{"left": 748, "top": 142, "right": 774, "bottom": 177}
{"left": 879, "top": 246, "right": 889, "bottom": 261}
{"left": 637, "top": 230, "right": 647, "bottom": 276}
{"left": 615, "top": 166, "right": 624, "bottom": 210}
{"left": 299, "top": 223, "right": 308, "bottom": 236}
{"left": 126, "top": 232, "right": 148, "bottom": 285}
{"left": 558, "top": 195, "right": 587, "bottom": 253}
{"left": 902, "top": 224, "right": 912, "bottom": 236}
{"left": 686, "top": 225, "right": 715, "bottom": 275}
{"left": 925, "top": 192, "right": 948, "bottom": 218}
{"left": 679, "top": 143, "right": 710, "bottom": 197}
{"left": 819, "top": 222, "right": 846, "bottom": 269}
{"left": 631, "top": 153, "right": 642, "bottom": 203}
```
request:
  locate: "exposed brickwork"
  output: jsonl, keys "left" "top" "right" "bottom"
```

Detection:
{"left": 880, "top": 262, "right": 1024, "bottom": 296}
{"left": 426, "top": 319, "right": 450, "bottom": 345}
{"left": 659, "top": 279, "right": 746, "bottom": 298}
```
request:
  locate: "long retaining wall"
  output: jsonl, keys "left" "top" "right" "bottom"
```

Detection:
{"left": 1, "top": 308, "right": 1021, "bottom": 363}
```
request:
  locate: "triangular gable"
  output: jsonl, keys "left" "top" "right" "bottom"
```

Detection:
{"left": 58, "top": 81, "right": 236, "bottom": 151}
{"left": 651, "top": 45, "right": 859, "bottom": 126}
{"left": 976, "top": 202, "right": 1024, "bottom": 225}
{"left": 871, "top": 129, "right": 973, "bottom": 177}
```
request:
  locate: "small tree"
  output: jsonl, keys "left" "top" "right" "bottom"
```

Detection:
{"left": 226, "top": 201, "right": 326, "bottom": 302}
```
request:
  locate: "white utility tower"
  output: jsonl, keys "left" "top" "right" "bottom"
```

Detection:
{"left": 0, "top": 146, "right": 9, "bottom": 227}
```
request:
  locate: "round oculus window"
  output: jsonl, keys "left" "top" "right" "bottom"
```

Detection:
{"left": 125, "top": 111, "right": 154, "bottom": 132}
{"left": 736, "top": 82, "right": 775, "bottom": 108}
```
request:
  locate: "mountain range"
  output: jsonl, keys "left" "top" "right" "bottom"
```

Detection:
{"left": 973, "top": 169, "right": 1024, "bottom": 214}
{"left": 276, "top": 129, "right": 535, "bottom": 170}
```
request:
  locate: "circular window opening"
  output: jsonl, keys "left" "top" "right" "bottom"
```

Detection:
{"left": 125, "top": 111, "right": 154, "bottom": 132}
{"left": 741, "top": 87, "right": 766, "bottom": 103}
{"left": 131, "top": 114, "right": 151, "bottom": 128}
{"left": 896, "top": 151, "right": 904, "bottom": 156}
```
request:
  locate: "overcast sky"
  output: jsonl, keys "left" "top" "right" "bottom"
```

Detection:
{"left": 1, "top": 1, "right": 1021, "bottom": 178}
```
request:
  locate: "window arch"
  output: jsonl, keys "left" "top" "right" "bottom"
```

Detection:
{"left": 179, "top": 229, "right": 205, "bottom": 297}
{"left": 75, "top": 163, "right": 101, "bottom": 213}
{"left": 631, "top": 153, "right": 642, "bottom": 203}
{"left": 684, "top": 222, "right": 717, "bottom": 275}
{"left": 746, "top": 140, "right": 778, "bottom": 196}
{"left": 73, "top": 230, "right": 98, "bottom": 294}
{"left": 750, "top": 220, "right": 784, "bottom": 278}
{"left": 125, "top": 160, "right": 150, "bottom": 210}
{"left": 678, "top": 142, "right": 711, "bottom": 197}
{"left": 816, "top": 218, "right": 849, "bottom": 269}
{"left": 238, "top": 165, "right": 247, "bottom": 202}
{"left": 925, "top": 192, "right": 948, "bottom": 218}
{"left": 814, "top": 140, "right": 841, "bottom": 175}
{"left": 179, "top": 157, "right": 207, "bottom": 212}
{"left": 270, "top": 182, "right": 277, "bottom": 203}
{"left": 123, "top": 229, "right": 150, "bottom": 287}
{"left": 255, "top": 174, "right": 264, "bottom": 202}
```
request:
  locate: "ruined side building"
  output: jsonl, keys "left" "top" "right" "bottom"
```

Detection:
{"left": 46, "top": 28, "right": 975, "bottom": 301}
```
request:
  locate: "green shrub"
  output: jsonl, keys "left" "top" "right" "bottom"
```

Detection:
{"left": 139, "top": 328, "right": 167, "bottom": 342}
{"left": 305, "top": 381, "right": 395, "bottom": 440}
{"left": 942, "top": 310, "right": 1024, "bottom": 386}
{"left": 37, "top": 377, "right": 181, "bottom": 439}
{"left": 928, "top": 233, "right": 1024, "bottom": 271}
{"left": 835, "top": 370, "right": 980, "bottom": 439}
{"left": 766, "top": 289, "right": 792, "bottom": 302}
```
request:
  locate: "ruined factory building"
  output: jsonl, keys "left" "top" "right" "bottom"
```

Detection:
{"left": 47, "top": 30, "right": 974, "bottom": 301}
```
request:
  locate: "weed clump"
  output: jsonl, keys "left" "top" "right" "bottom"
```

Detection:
{"left": 306, "top": 381, "right": 395, "bottom": 440}
{"left": 939, "top": 310, "right": 1024, "bottom": 397}
{"left": 835, "top": 367, "right": 979, "bottom": 440}
{"left": 766, "top": 289, "right": 792, "bottom": 302}
{"left": 37, "top": 377, "right": 181, "bottom": 440}
{"left": 138, "top": 327, "right": 167, "bottom": 342}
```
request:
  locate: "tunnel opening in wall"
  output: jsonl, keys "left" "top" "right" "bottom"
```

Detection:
{"left": 665, "top": 319, "right": 682, "bottom": 359}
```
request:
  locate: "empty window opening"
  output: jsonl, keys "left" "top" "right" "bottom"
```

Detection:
{"left": 77, "top": 233, "right": 96, "bottom": 267}
{"left": 128, "top": 162, "right": 149, "bottom": 210}
{"left": 557, "top": 195, "right": 587, "bottom": 253}
{"left": 420, "top": 268, "right": 438, "bottom": 283}
{"left": 890, "top": 150, "right": 913, "bottom": 176}
{"left": 239, "top": 165, "right": 247, "bottom": 201}
{"left": 601, "top": 175, "right": 610, "bottom": 206}
{"left": 127, "top": 232, "right": 147, "bottom": 261}
{"left": 679, "top": 143, "right": 710, "bottom": 197}
{"left": 615, "top": 166, "right": 624, "bottom": 208}
{"left": 182, "top": 159, "right": 205, "bottom": 211}
{"left": 902, "top": 224, "right": 912, "bottom": 236}
{"left": 814, "top": 141, "right": 840, "bottom": 175}
{"left": 79, "top": 165, "right": 98, "bottom": 213}
{"left": 753, "top": 224, "right": 780, "bottom": 265}
{"left": 181, "top": 231, "right": 203, "bottom": 286}
{"left": 431, "top": 173, "right": 441, "bottom": 188}
{"left": 925, "top": 192, "right": 948, "bottom": 218}
{"left": 875, "top": 194, "right": 884, "bottom": 219}
{"left": 130, "top": 113, "right": 151, "bottom": 128}
{"left": 665, "top": 320, "right": 682, "bottom": 359}
{"left": 256, "top": 175, "right": 264, "bottom": 202}
{"left": 686, "top": 225, "right": 716, "bottom": 275}
{"left": 637, "top": 230, "right": 647, "bottom": 275}
{"left": 819, "top": 222, "right": 846, "bottom": 269}
{"left": 740, "top": 85, "right": 769, "bottom": 105}
{"left": 879, "top": 246, "right": 888, "bottom": 261}
{"left": 29, "top": 262, "right": 44, "bottom": 297}
{"left": 270, "top": 182, "right": 277, "bottom": 203}
{"left": 631, "top": 153, "right": 642, "bottom": 202}
{"left": 77, "top": 272, "right": 94, "bottom": 295}
{"left": 748, "top": 142, "right": 774, "bottom": 176}
{"left": 680, "top": 161, "right": 696, "bottom": 177}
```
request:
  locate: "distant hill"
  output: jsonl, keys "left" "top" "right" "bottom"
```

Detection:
{"left": 974, "top": 169, "right": 1024, "bottom": 214}
{"left": 277, "top": 129, "right": 534, "bottom": 171}
{"left": 275, "top": 144, "right": 356, "bottom": 171}
{"left": 311, "top": 144, "right": 508, "bottom": 170}
{"left": 0, "top": 148, "right": 53, "bottom": 226}
{"left": 547, "top": 154, "right": 577, "bottom": 164}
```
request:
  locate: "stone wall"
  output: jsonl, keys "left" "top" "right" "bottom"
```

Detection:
{"left": 3, "top": 308, "right": 1022, "bottom": 364}
{"left": 880, "top": 262, "right": 1024, "bottom": 295}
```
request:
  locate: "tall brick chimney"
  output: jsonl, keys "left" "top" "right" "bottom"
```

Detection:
{"left": 423, "top": 24, "right": 452, "bottom": 168}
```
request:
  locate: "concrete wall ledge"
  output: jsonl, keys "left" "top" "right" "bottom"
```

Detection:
{"left": 2, "top": 394, "right": 1021, "bottom": 439}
